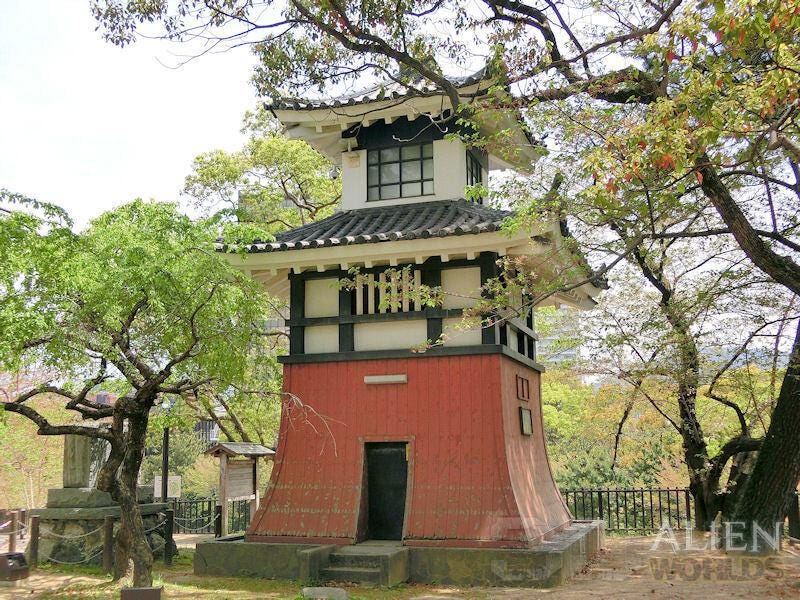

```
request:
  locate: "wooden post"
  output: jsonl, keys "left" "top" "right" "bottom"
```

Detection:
{"left": 19, "top": 510, "right": 26, "bottom": 540}
{"left": 102, "top": 516, "right": 114, "bottom": 574}
{"left": 214, "top": 505, "right": 222, "bottom": 538}
{"left": 249, "top": 458, "right": 260, "bottom": 525}
{"left": 28, "top": 516, "right": 39, "bottom": 569}
{"left": 164, "top": 509, "right": 174, "bottom": 566}
{"left": 8, "top": 511, "right": 17, "bottom": 553}
{"left": 219, "top": 454, "right": 229, "bottom": 537}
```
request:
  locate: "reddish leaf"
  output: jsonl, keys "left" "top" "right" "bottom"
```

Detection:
{"left": 695, "top": 171, "right": 704, "bottom": 185}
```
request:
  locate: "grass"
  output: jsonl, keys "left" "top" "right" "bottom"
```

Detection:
{"left": 31, "top": 549, "right": 471, "bottom": 599}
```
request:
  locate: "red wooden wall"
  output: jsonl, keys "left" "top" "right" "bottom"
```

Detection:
{"left": 246, "top": 353, "right": 571, "bottom": 547}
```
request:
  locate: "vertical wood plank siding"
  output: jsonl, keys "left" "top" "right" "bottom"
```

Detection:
{"left": 246, "top": 354, "right": 570, "bottom": 547}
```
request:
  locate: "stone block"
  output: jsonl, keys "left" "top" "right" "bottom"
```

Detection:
{"left": 194, "top": 540, "right": 318, "bottom": 579}
{"left": 31, "top": 502, "right": 168, "bottom": 521}
{"left": 121, "top": 587, "right": 163, "bottom": 599}
{"left": 299, "top": 545, "right": 336, "bottom": 582}
{"left": 302, "top": 587, "right": 347, "bottom": 600}
{"left": 46, "top": 488, "right": 114, "bottom": 508}
{"left": 137, "top": 486, "right": 155, "bottom": 504}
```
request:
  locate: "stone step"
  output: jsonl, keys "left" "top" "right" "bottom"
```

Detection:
{"left": 328, "top": 551, "right": 383, "bottom": 568}
{"left": 320, "top": 565, "right": 382, "bottom": 584}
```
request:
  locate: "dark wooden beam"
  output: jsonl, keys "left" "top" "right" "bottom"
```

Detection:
{"left": 339, "top": 284, "right": 354, "bottom": 352}
{"left": 421, "top": 257, "right": 443, "bottom": 344}
{"left": 479, "top": 251, "right": 499, "bottom": 345}
{"left": 289, "top": 274, "right": 305, "bottom": 355}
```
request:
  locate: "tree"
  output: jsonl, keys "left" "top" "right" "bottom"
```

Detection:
{"left": 0, "top": 373, "right": 65, "bottom": 508}
{"left": 184, "top": 108, "right": 341, "bottom": 229}
{"left": 92, "top": 0, "right": 800, "bottom": 543}
{"left": 569, "top": 259, "right": 794, "bottom": 525}
{"left": 0, "top": 197, "right": 271, "bottom": 586}
{"left": 178, "top": 110, "right": 340, "bottom": 446}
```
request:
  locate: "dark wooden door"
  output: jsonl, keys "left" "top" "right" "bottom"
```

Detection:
{"left": 366, "top": 442, "right": 408, "bottom": 540}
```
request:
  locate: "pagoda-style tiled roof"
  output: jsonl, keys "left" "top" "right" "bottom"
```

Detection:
{"left": 265, "top": 69, "right": 487, "bottom": 111}
{"left": 240, "top": 199, "right": 512, "bottom": 253}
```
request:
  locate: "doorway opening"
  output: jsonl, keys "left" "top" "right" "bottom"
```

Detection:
{"left": 364, "top": 442, "right": 408, "bottom": 540}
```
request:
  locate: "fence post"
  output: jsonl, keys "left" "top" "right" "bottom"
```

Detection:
{"left": 684, "top": 489, "right": 692, "bottom": 527}
{"left": 597, "top": 490, "right": 604, "bottom": 522}
{"left": 19, "top": 510, "right": 26, "bottom": 540}
{"left": 8, "top": 511, "right": 17, "bottom": 553}
{"left": 214, "top": 504, "right": 222, "bottom": 538}
{"left": 28, "top": 516, "right": 39, "bottom": 569}
{"left": 164, "top": 509, "right": 174, "bottom": 566}
{"left": 788, "top": 493, "right": 800, "bottom": 539}
{"left": 102, "top": 516, "right": 114, "bottom": 575}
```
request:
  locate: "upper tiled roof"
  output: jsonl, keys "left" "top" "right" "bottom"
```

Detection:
{"left": 236, "top": 199, "right": 511, "bottom": 253}
{"left": 265, "top": 68, "right": 488, "bottom": 111}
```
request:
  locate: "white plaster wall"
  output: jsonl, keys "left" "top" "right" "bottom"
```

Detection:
{"left": 341, "top": 150, "right": 368, "bottom": 211}
{"left": 305, "top": 324, "right": 339, "bottom": 353}
{"left": 341, "top": 138, "right": 469, "bottom": 210}
{"left": 305, "top": 278, "right": 339, "bottom": 317}
{"left": 441, "top": 267, "right": 482, "bottom": 309}
{"left": 442, "top": 317, "right": 483, "bottom": 347}
{"left": 354, "top": 320, "right": 428, "bottom": 351}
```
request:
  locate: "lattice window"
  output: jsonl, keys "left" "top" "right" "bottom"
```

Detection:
{"left": 367, "top": 143, "right": 434, "bottom": 201}
{"left": 466, "top": 150, "right": 483, "bottom": 187}
{"left": 354, "top": 268, "right": 424, "bottom": 315}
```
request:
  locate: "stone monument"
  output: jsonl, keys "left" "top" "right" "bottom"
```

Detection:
{"left": 62, "top": 435, "right": 91, "bottom": 488}
{"left": 29, "top": 432, "right": 171, "bottom": 565}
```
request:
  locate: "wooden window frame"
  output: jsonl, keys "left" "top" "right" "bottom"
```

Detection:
{"left": 466, "top": 150, "right": 483, "bottom": 187}
{"left": 519, "top": 407, "right": 533, "bottom": 436}
{"left": 367, "top": 142, "right": 434, "bottom": 201}
{"left": 516, "top": 375, "right": 530, "bottom": 401}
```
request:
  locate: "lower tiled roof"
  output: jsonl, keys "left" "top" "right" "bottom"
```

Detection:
{"left": 240, "top": 199, "right": 512, "bottom": 253}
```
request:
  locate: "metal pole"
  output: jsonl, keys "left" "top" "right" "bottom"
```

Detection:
{"left": 164, "top": 509, "right": 174, "bottom": 566}
{"left": 28, "top": 516, "right": 39, "bottom": 569}
{"left": 161, "top": 427, "right": 169, "bottom": 502}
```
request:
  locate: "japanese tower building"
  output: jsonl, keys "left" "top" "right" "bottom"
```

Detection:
{"left": 232, "top": 72, "right": 603, "bottom": 553}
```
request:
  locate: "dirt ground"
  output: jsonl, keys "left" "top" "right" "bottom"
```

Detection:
{"left": 2, "top": 534, "right": 799, "bottom": 599}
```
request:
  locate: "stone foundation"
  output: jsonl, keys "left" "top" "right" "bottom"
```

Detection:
{"left": 194, "top": 521, "right": 604, "bottom": 587}
{"left": 29, "top": 487, "right": 171, "bottom": 566}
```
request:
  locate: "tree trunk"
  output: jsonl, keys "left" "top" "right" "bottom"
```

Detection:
{"left": 732, "top": 320, "right": 800, "bottom": 547}
{"left": 95, "top": 402, "right": 154, "bottom": 585}
{"left": 120, "top": 410, "right": 154, "bottom": 587}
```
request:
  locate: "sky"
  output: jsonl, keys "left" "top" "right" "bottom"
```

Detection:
{"left": 0, "top": 1, "right": 258, "bottom": 228}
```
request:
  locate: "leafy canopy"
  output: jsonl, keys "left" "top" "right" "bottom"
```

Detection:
{"left": 0, "top": 199, "right": 271, "bottom": 413}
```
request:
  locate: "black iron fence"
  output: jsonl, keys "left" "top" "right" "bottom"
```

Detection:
{"left": 169, "top": 498, "right": 251, "bottom": 535}
{"left": 562, "top": 488, "right": 692, "bottom": 532}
